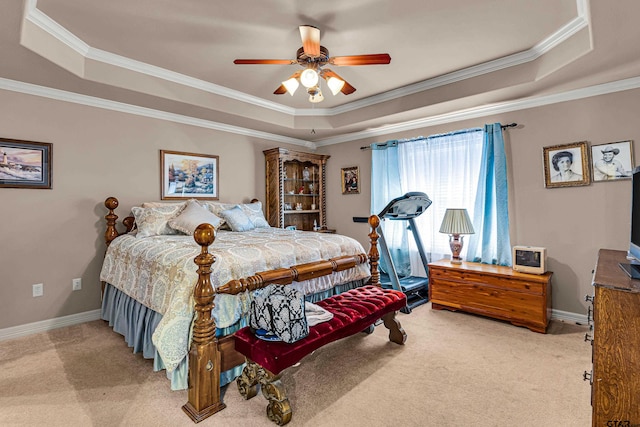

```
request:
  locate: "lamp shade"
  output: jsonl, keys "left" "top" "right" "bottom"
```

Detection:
{"left": 300, "top": 69, "right": 319, "bottom": 88}
{"left": 327, "top": 76, "right": 345, "bottom": 95}
{"left": 282, "top": 77, "right": 299, "bottom": 96}
{"left": 439, "top": 209, "right": 475, "bottom": 235}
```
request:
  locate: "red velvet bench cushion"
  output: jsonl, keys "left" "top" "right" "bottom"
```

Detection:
{"left": 234, "top": 285, "right": 407, "bottom": 375}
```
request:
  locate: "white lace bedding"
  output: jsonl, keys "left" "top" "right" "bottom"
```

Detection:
{"left": 99, "top": 227, "right": 370, "bottom": 372}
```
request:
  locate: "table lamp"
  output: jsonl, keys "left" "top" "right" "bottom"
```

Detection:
{"left": 439, "top": 208, "right": 475, "bottom": 264}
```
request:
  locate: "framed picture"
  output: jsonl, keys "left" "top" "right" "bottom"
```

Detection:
{"left": 341, "top": 166, "right": 360, "bottom": 194}
{"left": 160, "top": 150, "right": 219, "bottom": 200}
{"left": 543, "top": 141, "right": 590, "bottom": 188}
{"left": 0, "top": 138, "right": 52, "bottom": 189}
{"left": 590, "top": 140, "right": 634, "bottom": 182}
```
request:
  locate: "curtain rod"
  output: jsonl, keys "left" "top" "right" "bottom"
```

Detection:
{"left": 360, "top": 122, "right": 518, "bottom": 150}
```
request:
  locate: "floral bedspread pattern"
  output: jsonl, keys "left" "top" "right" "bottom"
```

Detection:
{"left": 100, "top": 227, "right": 370, "bottom": 372}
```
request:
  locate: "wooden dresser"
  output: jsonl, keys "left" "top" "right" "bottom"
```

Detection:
{"left": 587, "top": 249, "right": 640, "bottom": 426}
{"left": 428, "top": 259, "right": 552, "bottom": 333}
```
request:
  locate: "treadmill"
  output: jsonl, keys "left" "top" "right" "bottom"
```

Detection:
{"left": 377, "top": 192, "right": 432, "bottom": 313}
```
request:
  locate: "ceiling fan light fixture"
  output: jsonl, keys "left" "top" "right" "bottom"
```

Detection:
{"left": 327, "top": 76, "right": 346, "bottom": 96}
{"left": 309, "top": 89, "right": 324, "bottom": 103}
{"left": 300, "top": 68, "right": 319, "bottom": 88}
{"left": 282, "top": 77, "right": 299, "bottom": 96}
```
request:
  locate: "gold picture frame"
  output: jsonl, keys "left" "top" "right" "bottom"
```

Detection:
{"left": 160, "top": 150, "right": 219, "bottom": 200}
{"left": 542, "top": 141, "right": 590, "bottom": 188}
{"left": 341, "top": 166, "right": 360, "bottom": 194}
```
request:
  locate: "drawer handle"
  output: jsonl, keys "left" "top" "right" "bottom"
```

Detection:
{"left": 585, "top": 294, "right": 594, "bottom": 303}
{"left": 584, "top": 332, "right": 593, "bottom": 343}
{"left": 583, "top": 370, "right": 592, "bottom": 383}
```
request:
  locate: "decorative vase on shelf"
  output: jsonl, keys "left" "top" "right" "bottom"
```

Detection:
{"left": 311, "top": 203, "right": 316, "bottom": 210}
{"left": 302, "top": 167, "right": 310, "bottom": 181}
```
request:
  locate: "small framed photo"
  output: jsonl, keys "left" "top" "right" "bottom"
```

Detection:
{"left": 0, "top": 138, "right": 52, "bottom": 189}
{"left": 160, "top": 150, "right": 219, "bottom": 200}
{"left": 590, "top": 140, "right": 634, "bottom": 182}
{"left": 543, "top": 141, "right": 590, "bottom": 188}
{"left": 341, "top": 166, "right": 360, "bottom": 194}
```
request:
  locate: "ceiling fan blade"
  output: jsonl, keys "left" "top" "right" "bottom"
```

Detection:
{"left": 329, "top": 53, "right": 391, "bottom": 66}
{"left": 274, "top": 71, "right": 303, "bottom": 95}
{"left": 320, "top": 69, "right": 356, "bottom": 95}
{"left": 274, "top": 84, "right": 288, "bottom": 95}
{"left": 299, "top": 25, "right": 321, "bottom": 57}
{"left": 234, "top": 59, "right": 296, "bottom": 65}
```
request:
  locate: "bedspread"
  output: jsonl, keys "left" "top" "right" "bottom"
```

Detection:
{"left": 99, "top": 227, "right": 370, "bottom": 372}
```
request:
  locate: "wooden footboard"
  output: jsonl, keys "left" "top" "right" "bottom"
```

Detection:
{"left": 102, "top": 197, "right": 381, "bottom": 423}
{"left": 183, "top": 216, "right": 381, "bottom": 422}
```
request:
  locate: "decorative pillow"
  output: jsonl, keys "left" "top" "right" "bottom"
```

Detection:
{"left": 131, "top": 203, "right": 186, "bottom": 238}
{"left": 201, "top": 201, "right": 236, "bottom": 229}
{"left": 218, "top": 205, "right": 255, "bottom": 232}
{"left": 168, "top": 199, "right": 223, "bottom": 235}
{"left": 201, "top": 201, "right": 236, "bottom": 216}
{"left": 239, "top": 201, "right": 270, "bottom": 228}
{"left": 141, "top": 201, "right": 186, "bottom": 208}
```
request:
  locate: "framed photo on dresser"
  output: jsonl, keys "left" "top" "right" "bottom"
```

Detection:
{"left": 160, "top": 150, "right": 219, "bottom": 200}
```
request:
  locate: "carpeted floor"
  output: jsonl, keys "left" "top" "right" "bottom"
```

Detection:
{"left": 0, "top": 303, "right": 592, "bottom": 426}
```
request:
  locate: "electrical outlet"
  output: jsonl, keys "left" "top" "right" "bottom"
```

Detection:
{"left": 32, "top": 283, "right": 44, "bottom": 297}
{"left": 72, "top": 278, "right": 82, "bottom": 291}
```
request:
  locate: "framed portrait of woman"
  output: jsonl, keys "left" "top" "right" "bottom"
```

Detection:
{"left": 590, "top": 140, "right": 634, "bottom": 182}
{"left": 542, "top": 141, "right": 590, "bottom": 188}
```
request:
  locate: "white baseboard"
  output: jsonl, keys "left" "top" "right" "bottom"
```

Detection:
{"left": 0, "top": 307, "right": 587, "bottom": 342}
{"left": 551, "top": 308, "right": 588, "bottom": 325}
{"left": 0, "top": 309, "right": 102, "bottom": 342}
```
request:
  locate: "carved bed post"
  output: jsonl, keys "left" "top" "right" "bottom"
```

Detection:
{"left": 104, "top": 197, "right": 120, "bottom": 247}
{"left": 182, "top": 223, "right": 226, "bottom": 423}
{"left": 368, "top": 215, "right": 381, "bottom": 288}
{"left": 102, "top": 197, "right": 121, "bottom": 296}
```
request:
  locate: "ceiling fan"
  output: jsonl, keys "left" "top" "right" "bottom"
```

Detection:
{"left": 233, "top": 25, "right": 391, "bottom": 103}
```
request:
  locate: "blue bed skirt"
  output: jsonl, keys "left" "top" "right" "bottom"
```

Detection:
{"left": 101, "top": 279, "right": 367, "bottom": 390}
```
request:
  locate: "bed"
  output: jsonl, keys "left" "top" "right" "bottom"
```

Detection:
{"left": 100, "top": 196, "right": 383, "bottom": 422}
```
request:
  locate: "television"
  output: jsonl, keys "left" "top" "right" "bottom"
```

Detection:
{"left": 620, "top": 166, "right": 640, "bottom": 279}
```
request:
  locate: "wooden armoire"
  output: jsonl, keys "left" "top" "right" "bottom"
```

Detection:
{"left": 263, "top": 147, "right": 330, "bottom": 231}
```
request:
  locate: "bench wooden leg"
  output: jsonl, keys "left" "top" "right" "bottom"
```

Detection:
{"left": 382, "top": 311, "right": 407, "bottom": 345}
{"left": 237, "top": 360, "right": 259, "bottom": 400}
{"left": 260, "top": 368, "right": 292, "bottom": 426}
{"left": 236, "top": 360, "right": 292, "bottom": 426}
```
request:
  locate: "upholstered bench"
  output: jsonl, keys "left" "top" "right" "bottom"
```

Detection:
{"left": 234, "top": 285, "right": 408, "bottom": 425}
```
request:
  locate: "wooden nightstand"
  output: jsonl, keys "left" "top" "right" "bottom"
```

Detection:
{"left": 428, "top": 259, "right": 552, "bottom": 333}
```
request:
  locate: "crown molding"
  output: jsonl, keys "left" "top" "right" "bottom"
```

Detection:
{"left": 23, "top": 0, "right": 590, "bottom": 118}
{"left": 0, "top": 77, "right": 314, "bottom": 148}
{"left": 3, "top": 74, "right": 640, "bottom": 149}
{"left": 313, "top": 76, "right": 640, "bottom": 146}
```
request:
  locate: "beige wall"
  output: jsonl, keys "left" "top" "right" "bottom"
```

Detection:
{"left": 1, "top": 86, "right": 637, "bottom": 330}
{"left": 0, "top": 90, "right": 296, "bottom": 329}
{"left": 322, "top": 88, "right": 640, "bottom": 316}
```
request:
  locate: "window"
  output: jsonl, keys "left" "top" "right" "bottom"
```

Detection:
{"left": 372, "top": 129, "right": 484, "bottom": 276}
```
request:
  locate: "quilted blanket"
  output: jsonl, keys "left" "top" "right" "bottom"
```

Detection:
{"left": 99, "top": 227, "right": 370, "bottom": 372}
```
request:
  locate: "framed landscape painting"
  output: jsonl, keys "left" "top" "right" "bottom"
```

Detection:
{"left": 0, "top": 138, "right": 52, "bottom": 189}
{"left": 160, "top": 150, "right": 219, "bottom": 200}
{"left": 590, "top": 140, "right": 634, "bottom": 182}
{"left": 542, "top": 141, "right": 590, "bottom": 188}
